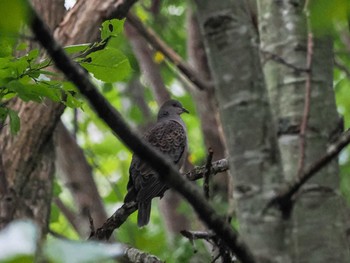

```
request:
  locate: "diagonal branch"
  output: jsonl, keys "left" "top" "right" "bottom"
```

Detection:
{"left": 269, "top": 128, "right": 350, "bottom": 212}
{"left": 126, "top": 13, "right": 212, "bottom": 91}
{"left": 334, "top": 57, "right": 350, "bottom": 79}
{"left": 89, "top": 202, "right": 138, "bottom": 240}
{"left": 27, "top": 4, "right": 255, "bottom": 263}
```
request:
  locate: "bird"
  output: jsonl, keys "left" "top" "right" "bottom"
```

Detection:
{"left": 124, "top": 99, "right": 189, "bottom": 227}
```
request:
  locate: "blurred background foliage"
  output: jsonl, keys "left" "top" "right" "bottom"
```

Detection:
{"left": 2, "top": 0, "right": 350, "bottom": 262}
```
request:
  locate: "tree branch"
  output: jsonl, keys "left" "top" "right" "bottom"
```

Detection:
{"left": 27, "top": 5, "right": 255, "bottom": 263}
{"left": 54, "top": 197, "right": 80, "bottom": 235}
{"left": 126, "top": 13, "right": 212, "bottom": 91}
{"left": 269, "top": 128, "right": 350, "bottom": 212}
{"left": 185, "top": 158, "right": 229, "bottom": 181}
{"left": 89, "top": 202, "right": 138, "bottom": 240}
{"left": 334, "top": 57, "right": 350, "bottom": 79}
{"left": 124, "top": 247, "right": 163, "bottom": 263}
{"left": 90, "top": 158, "right": 230, "bottom": 240}
{"left": 260, "top": 49, "right": 309, "bottom": 73}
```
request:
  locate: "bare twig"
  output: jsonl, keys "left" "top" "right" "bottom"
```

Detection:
{"left": 334, "top": 57, "right": 350, "bottom": 79}
{"left": 260, "top": 50, "right": 309, "bottom": 73}
{"left": 203, "top": 148, "right": 214, "bottom": 199}
{"left": 126, "top": 13, "right": 212, "bottom": 91}
{"left": 106, "top": 0, "right": 138, "bottom": 20}
{"left": 185, "top": 158, "right": 229, "bottom": 181}
{"left": 268, "top": 128, "right": 350, "bottom": 213}
{"left": 296, "top": 31, "right": 314, "bottom": 178}
{"left": 180, "top": 230, "right": 216, "bottom": 241}
{"left": 54, "top": 197, "right": 80, "bottom": 234}
{"left": 87, "top": 209, "right": 95, "bottom": 237}
{"left": 181, "top": 230, "right": 235, "bottom": 263}
{"left": 124, "top": 21, "right": 170, "bottom": 105}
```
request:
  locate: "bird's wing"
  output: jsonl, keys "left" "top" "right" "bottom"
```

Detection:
{"left": 131, "top": 120, "right": 187, "bottom": 203}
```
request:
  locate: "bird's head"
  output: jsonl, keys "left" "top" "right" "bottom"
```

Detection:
{"left": 157, "top": 99, "right": 189, "bottom": 120}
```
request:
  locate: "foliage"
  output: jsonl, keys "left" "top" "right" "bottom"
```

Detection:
{"left": 0, "top": 16, "right": 131, "bottom": 134}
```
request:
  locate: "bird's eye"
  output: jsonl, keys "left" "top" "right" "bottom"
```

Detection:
{"left": 172, "top": 103, "right": 177, "bottom": 107}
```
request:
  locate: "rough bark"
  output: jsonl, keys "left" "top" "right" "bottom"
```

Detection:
{"left": 54, "top": 0, "right": 137, "bottom": 45}
{"left": 0, "top": 0, "right": 66, "bottom": 234}
{"left": 186, "top": 8, "right": 229, "bottom": 197}
{"left": 258, "top": 0, "right": 350, "bottom": 262}
{"left": 0, "top": 99, "right": 65, "bottom": 233}
{"left": 194, "top": 1, "right": 290, "bottom": 262}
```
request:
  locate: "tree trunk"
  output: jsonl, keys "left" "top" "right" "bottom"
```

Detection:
{"left": 194, "top": 1, "right": 290, "bottom": 262}
{"left": 186, "top": 8, "right": 229, "bottom": 198}
{"left": 258, "top": 0, "right": 350, "bottom": 261}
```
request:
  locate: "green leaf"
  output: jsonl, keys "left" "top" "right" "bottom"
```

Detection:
{"left": 8, "top": 109, "right": 20, "bottom": 134}
{"left": 62, "top": 82, "right": 77, "bottom": 92}
{"left": 0, "top": 38, "right": 15, "bottom": 58}
{"left": 26, "top": 83, "right": 62, "bottom": 102}
{"left": 50, "top": 203, "right": 60, "bottom": 224}
{"left": 0, "top": 68, "right": 13, "bottom": 80}
{"left": 9, "top": 57, "right": 29, "bottom": 78}
{"left": 53, "top": 180, "right": 62, "bottom": 197}
{"left": 65, "top": 93, "right": 83, "bottom": 108}
{"left": 26, "top": 49, "right": 39, "bottom": 62}
{"left": 0, "top": 220, "right": 38, "bottom": 262}
{"left": 101, "top": 19, "right": 125, "bottom": 40}
{"left": 64, "top": 44, "right": 90, "bottom": 55}
{"left": 16, "top": 42, "right": 28, "bottom": 51}
{"left": 7, "top": 79, "right": 63, "bottom": 103}
{"left": 81, "top": 48, "right": 131, "bottom": 82}
{"left": 44, "top": 238, "right": 124, "bottom": 263}
{"left": 7, "top": 80, "right": 39, "bottom": 102}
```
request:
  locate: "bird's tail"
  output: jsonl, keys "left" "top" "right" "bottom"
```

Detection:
{"left": 138, "top": 201, "right": 151, "bottom": 227}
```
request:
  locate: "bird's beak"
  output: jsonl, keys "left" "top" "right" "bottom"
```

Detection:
{"left": 182, "top": 107, "right": 189, "bottom": 114}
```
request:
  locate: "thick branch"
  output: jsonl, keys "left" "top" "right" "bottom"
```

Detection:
{"left": 28, "top": 6, "right": 255, "bottom": 263}
{"left": 126, "top": 13, "right": 212, "bottom": 91}
{"left": 90, "top": 159, "right": 230, "bottom": 240}
{"left": 185, "top": 158, "right": 229, "bottom": 181}
{"left": 124, "top": 247, "right": 163, "bottom": 263}
{"left": 90, "top": 202, "right": 137, "bottom": 240}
